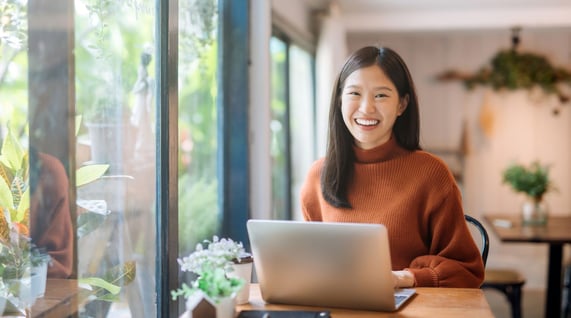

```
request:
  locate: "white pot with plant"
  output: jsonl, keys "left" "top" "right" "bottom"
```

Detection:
{"left": 172, "top": 236, "right": 253, "bottom": 318}
{"left": 502, "top": 161, "right": 555, "bottom": 226}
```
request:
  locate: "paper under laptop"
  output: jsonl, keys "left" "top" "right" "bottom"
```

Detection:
{"left": 246, "top": 219, "right": 416, "bottom": 311}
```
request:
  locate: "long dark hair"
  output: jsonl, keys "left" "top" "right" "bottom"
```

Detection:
{"left": 321, "top": 46, "right": 421, "bottom": 208}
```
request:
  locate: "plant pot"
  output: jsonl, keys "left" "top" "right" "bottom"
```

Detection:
{"left": 521, "top": 197, "right": 548, "bottom": 226}
{"left": 31, "top": 261, "right": 48, "bottom": 299}
{"left": 229, "top": 254, "right": 253, "bottom": 305}
{"left": 182, "top": 291, "right": 236, "bottom": 318}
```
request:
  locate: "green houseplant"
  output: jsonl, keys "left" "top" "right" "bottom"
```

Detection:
{"left": 172, "top": 236, "right": 251, "bottom": 317}
{"left": 502, "top": 161, "right": 553, "bottom": 225}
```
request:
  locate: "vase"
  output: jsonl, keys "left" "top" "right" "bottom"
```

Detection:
{"left": 229, "top": 254, "right": 253, "bottom": 305}
{"left": 521, "top": 197, "right": 548, "bottom": 226}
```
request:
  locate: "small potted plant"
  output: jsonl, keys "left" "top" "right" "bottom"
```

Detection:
{"left": 502, "top": 161, "right": 554, "bottom": 225}
{"left": 172, "top": 236, "right": 252, "bottom": 318}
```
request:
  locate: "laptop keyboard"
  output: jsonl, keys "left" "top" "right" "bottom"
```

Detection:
{"left": 394, "top": 288, "right": 416, "bottom": 308}
{"left": 394, "top": 294, "right": 408, "bottom": 306}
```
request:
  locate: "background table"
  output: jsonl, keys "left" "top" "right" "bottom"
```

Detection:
{"left": 484, "top": 214, "right": 571, "bottom": 318}
{"left": 237, "top": 284, "right": 494, "bottom": 318}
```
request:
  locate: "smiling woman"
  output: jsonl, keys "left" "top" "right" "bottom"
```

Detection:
{"left": 301, "top": 46, "right": 485, "bottom": 289}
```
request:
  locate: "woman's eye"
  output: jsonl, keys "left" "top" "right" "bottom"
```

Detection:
{"left": 375, "top": 93, "right": 388, "bottom": 98}
{"left": 347, "top": 91, "right": 360, "bottom": 96}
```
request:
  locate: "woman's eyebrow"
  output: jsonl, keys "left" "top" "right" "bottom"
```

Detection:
{"left": 373, "top": 86, "right": 393, "bottom": 91}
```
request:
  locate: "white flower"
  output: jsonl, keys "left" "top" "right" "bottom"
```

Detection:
{"left": 177, "top": 236, "right": 246, "bottom": 276}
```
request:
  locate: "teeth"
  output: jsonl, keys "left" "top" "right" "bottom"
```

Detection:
{"left": 355, "top": 119, "right": 379, "bottom": 126}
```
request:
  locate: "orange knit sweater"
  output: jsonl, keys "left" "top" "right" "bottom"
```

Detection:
{"left": 300, "top": 137, "right": 484, "bottom": 288}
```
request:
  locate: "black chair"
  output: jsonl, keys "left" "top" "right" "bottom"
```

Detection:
{"left": 465, "top": 214, "right": 489, "bottom": 266}
{"left": 563, "top": 263, "right": 571, "bottom": 318}
{"left": 464, "top": 214, "right": 525, "bottom": 318}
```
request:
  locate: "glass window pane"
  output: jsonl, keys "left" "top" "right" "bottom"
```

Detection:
{"left": 75, "top": 0, "right": 156, "bottom": 317}
{"left": 270, "top": 36, "right": 289, "bottom": 220}
{"left": 177, "top": 0, "right": 219, "bottom": 257}
{"left": 0, "top": 0, "right": 31, "bottom": 313}
{"left": 289, "top": 45, "right": 315, "bottom": 221}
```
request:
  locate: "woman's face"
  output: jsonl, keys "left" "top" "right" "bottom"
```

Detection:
{"left": 341, "top": 64, "right": 408, "bottom": 150}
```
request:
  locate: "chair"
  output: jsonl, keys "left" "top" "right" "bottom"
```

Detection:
{"left": 465, "top": 214, "right": 489, "bottom": 266}
{"left": 563, "top": 262, "right": 571, "bottom": 318}
{"left": 464, "top": 214, "right": 525, "bottom": 318}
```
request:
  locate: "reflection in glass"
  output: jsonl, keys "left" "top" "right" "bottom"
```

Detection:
{"left": 270, "top": 36, "right": 289, "bottom": 220}
{"left": 75, "top": 0, "right": 156, "bottom": 317}
{"left": 177, "top": 0, "right": 219, "bottom": 257}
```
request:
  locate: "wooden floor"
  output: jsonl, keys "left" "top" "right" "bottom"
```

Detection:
{"left": 484, "top": 288, "right": 544, "bottom": 318}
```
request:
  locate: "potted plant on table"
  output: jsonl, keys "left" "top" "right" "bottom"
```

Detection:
{"left": 502, "top": 161, "right": 554, "bottom": 225}
{"left": 172, "top": 236, "right": 253, "bottom": 318}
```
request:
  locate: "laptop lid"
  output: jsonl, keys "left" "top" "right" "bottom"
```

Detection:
{"left": 246, "top": 219, "right": 414, "bottom": 311}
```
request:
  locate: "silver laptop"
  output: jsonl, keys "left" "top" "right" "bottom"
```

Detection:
{"left": 246, "top": 219, "right": 416, "bottom": 311}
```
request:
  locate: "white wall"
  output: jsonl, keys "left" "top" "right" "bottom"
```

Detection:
{"left": 347, "top": 28, "right": 571, "bottom": 289}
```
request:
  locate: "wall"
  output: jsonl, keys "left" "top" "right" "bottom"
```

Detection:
{"left": 348, "top": 28, "right": 571, "bottom": 289}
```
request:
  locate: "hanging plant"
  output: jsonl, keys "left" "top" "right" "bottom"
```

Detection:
{"left": 437, "top": 28, "right": 571, "bottom": 114}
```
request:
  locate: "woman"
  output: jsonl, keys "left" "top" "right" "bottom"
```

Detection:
{"left": 300, "top": 46, "right": 484, "bottom": 288}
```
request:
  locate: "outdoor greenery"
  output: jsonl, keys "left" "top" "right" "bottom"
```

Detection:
{"left": 178, "top": 0, "right": 220, "bottom": 256}
{"left": 1, "top": 0, "right": 222, "bottom": 314}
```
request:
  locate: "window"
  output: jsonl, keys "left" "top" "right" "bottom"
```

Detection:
{"left": 270, "top": 32, "right": 316, "bottom": 221}
{"left": 1, "top": 0, "right": 249, "bottom": 317}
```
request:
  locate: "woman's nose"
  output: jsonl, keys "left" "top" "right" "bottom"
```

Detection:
{"left": 359, "top": 95, "right": 375, "bottom": 113}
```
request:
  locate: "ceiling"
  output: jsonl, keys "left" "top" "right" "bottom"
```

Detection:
{"left": 305, "top": 0, "right": 571, "bottom": 32}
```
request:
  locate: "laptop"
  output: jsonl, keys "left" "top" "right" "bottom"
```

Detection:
{"left": 246, "top": 219, "right": 416, "bottom": 311}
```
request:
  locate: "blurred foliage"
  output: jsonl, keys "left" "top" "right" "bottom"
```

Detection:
{"left": 1, "top": 0, "right": 222, "bottom": 266}
{"left": 502, "top": 161, "right": 553, "bottom": 201}
{"left": 75, "top": 0, "right": 154, "bottom": 124}
{"left": 0, "top": 0, "right": 28, "bottom": 141}
{"left": 438, "top": 49, "right": 571, "bottom": 105}
{"left": 177, "top": 0, "right": 220, "bottom": 255}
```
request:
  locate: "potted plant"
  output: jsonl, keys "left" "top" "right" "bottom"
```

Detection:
{"left": 172, "top": 236, "right": 253, "bottom": 318}
{"left": 502, "top": 161, "right": 554, "bottom": 225}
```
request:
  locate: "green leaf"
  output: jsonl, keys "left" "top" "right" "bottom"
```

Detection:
{"left": 76, "top": 164, "right": 109, "bottom": 187}
{"left": 15, "top": 188, "right": 29, "bottom": 222}
{"left": 0, "top": 177, "right": 14, "bottom": 209}
{"left": 76, "top": 115, "right": 82, "bottom": 136}
{"left": 79, "top": 277, "right": 121, "bottom": 295}
{"left": 105, "top": 260, "right": 136, "bottom": 287}
{"left": 0, "top": 128, "right": 24, "bottom": 171}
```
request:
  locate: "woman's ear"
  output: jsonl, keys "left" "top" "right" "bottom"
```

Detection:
{"left": 398, "top": 94, "right": 409, "bottom": 116}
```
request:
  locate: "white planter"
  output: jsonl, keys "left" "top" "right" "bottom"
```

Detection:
{"left": 31, "top": 262, "right": 48, "bottom": 299}
{"left": 214, "top": 296, "right": 236, "bottom": 318}
{"left": 229, "top": 256, "right": 253, "bottom": 305}
{"left": 182, "top": 292, "right": 236, "bottom": 318}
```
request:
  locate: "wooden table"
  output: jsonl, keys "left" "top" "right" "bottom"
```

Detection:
{"left": 484, "top": 214, "right": 571, "bottom": 318}
{"left": 30, "top": 279, "right": 81, "bottom": 318}
{"left": 237, "top": 284, "right": 494, "bottom": 317}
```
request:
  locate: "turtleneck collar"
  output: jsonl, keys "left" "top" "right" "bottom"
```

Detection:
{"left": 353, "top": 136, "right": 409, "bottom": 163}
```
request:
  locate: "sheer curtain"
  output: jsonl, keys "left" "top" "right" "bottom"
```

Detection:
{"left": 316, "top": 1, "right": 348, "bottom": 156}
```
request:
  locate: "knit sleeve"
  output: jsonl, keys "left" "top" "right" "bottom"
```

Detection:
{"left": 405, "top": 177, "right": 485, "bottom": 288}
{"left": 30, "top": 153, "right": 74, "bottom": 279}
{"left": 300, "top": 159, "right": 324, "bottom": 221}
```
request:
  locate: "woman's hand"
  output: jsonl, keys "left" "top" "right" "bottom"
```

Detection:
{"left": 392, "top": 270, "right": 415, "bottom": 288}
